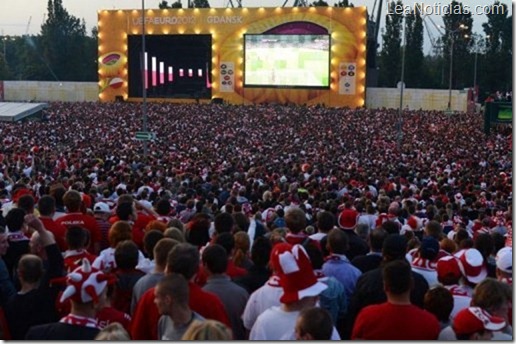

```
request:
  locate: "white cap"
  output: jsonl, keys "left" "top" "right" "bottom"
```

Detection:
{"left": 93, "top": 202, "right": 110, "bottom": 213}
{"left": 496, "top": 247, "right": 512, "bottom": 274}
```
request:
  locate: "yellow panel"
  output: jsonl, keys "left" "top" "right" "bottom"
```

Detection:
{"left": 98, "top": 7, "right": 367, "bottom": 107}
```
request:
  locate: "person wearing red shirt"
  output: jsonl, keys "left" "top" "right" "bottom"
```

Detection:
{"left": 96, "top": 285, "right": 132, "bottom": 334}
{"left": 37, "top": 195, "right": 67, "bottom": 251}
{"left": 195, "top": 233, "right": 247, "bottom": 286}
{"left": 352, "top": 260, "right": 440, "bottom": 340}
{"left": 109, "top": 197, "right": 156, "bottom": 250}
{"left": 56, "top": 190, "right": 101, "bottom": 254}
{"left": 131, "top": 243, "right": 230, "bottom": 340}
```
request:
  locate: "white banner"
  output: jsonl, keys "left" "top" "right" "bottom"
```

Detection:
{"left": 220, "top": 62, "right": 235, "bottom": 93}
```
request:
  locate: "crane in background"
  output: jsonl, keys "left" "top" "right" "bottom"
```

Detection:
{"left": 25, "top": 16, "right": 32, "bottom": 36}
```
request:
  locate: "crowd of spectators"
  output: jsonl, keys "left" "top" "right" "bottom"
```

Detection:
{"left": 0, "top": 101, "right": 512, "bottom": 340}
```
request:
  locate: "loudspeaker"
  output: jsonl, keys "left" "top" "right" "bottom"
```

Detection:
{"left": 211, "top": 97, "right": 223, "bottom": 104}
{"left": 115, "top": 96, "right": 124, "bottom": 102}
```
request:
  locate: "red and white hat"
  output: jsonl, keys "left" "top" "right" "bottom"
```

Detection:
{"left": 338, "top": 209, "right": 358, "bottom": 230}
{"left": 269, "top": 243, "right": 327, "bottom": 304}
{"left": 454, "top": 249, "right": 487, "bottom": 284}
{"left": 436, "top": 255, "right": 463, "bottom": 282}
{"left": 453, "top": 307, "right": 506, "bottom": 336}
{"left": 54, "top": 258, "right": 114, "bottom": 304}
{"left": 495, "top": 247, "right": 512, "bottom": 274}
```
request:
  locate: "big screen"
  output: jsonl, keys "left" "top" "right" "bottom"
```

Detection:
{"left": 244, "top": 34, "right": 330, "bottom": 88}
{"left": 128, "top": 35, "right": 212, "bottom": 99}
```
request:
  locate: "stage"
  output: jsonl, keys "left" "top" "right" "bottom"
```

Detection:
{"left": 0, "top": 102, "right": 48, "bottom": 122}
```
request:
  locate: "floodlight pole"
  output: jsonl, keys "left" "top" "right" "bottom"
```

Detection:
{"left": 397, "top": 15, "right": 406, "bottom": 152}
{"left": 141, "top": 0, "right": 148, "bottom": 158}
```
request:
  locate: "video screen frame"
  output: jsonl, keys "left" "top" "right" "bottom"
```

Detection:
{"left": 243, "top": 34, "right": 331, "bottom": 89}
{"left": 127, "top": 34, "right": 213, "bottom": 99}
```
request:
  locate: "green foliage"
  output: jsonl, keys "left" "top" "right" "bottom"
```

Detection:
{"left": 335, "top": 0, "right": 353, "bottom": 7}
{"left": 159, "top": 1, "right": 170, "bottom": 8}
{"left": 310, "top": 0, "right": 329, "bottom": 6}
{"left": 160, "top": 0, "right": 183, "bottom": 8}
{"left": 379, "top": 0, "right": 403, "bottom": 87}
{"left": 192, "top": 0, "right": 210, "bottom": 8}
{"left": 404, "top": 10, "right": 424, "bottom": 87}
{"left": 441, "top": 1, "right": 473, "bottom": 90}
{"left": 37, "top": 0, "right": 95, "bottom": 81}
{"left": 482, "top": 1, "right": 512, "bottom": 92}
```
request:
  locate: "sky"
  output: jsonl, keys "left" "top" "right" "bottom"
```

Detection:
{"left": 0, "top": 0, "right": 512, "bottom": 54}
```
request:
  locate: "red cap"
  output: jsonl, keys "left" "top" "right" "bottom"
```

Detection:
{"left": 436, "top": 255, "right": 462, "bottom": 282}
{"left": 338, "top": 209, "right": 358, "bottom": 230}
{"left": 453, "top": 307, "right": 505, "bottom": 336}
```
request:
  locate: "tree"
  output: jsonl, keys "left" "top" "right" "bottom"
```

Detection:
{"left": 159, "top": 0, "right": 183, "bottom": 8}
{"left": 441, "top": 1, "right": 473, "bottom": 90}
{"left": 378, "top": 0, "right": 403, "bottom": 87}
{"left": 482, "top": 1, "right": 512, "bottom": 93}
{"left": 310, "top": 0, "right": 329, "bottom": 6}
{"left": 40, "top": 0, "right": 92, "bottom": 81}
{"left": 404, "top": 9, "right": 424, "bottom": 87}
{"left": 192, "top": 0, "right": 210, "bottom": 7}
{"left": 335, "top": 0, "right": 353, "bottom": 7}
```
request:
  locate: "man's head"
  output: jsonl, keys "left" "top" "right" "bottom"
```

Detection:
{"left": 38, "top": 195, "right": 56, "bottom": 217}
{"left": 471, "top": 278, "right": 512, "bottom": 323}
{"left": 316, "top": 211, "right": 335, "bottom": 233}
{"left": 63, "top": 190, "right": 82, "bottom": 212}
{"left": 114, "top": 240, "right": 139, "bottom": 270}
{"left": 6, "top": 208, "right": 26, "bottom": 232}
{"left": 382, "top": 234, "right": 408, "bottom": 262}
{"left": 214, "top": 232, "right": 235, "bottom": 256}
{"left": 115, "top": 202, "right": 136, "bottom": 222}
{"left": 326, "top": 228, "right": 349, "bottom": 255}
{"left": 143, "top": 230, "right": 164, "bottom": 259}
{"left": 153, "top": 238, "right": 179, "bottom": 270}
{"left": 202, "top": 244, "right": 228, "bottom": 275}
{"left": 423, "top": 286, "right": 454, "bottom": 323}
{"left": 295, "top": 307, "right": 333, "bottom": 340}
{"left": 424, "top": 220, "right": 443, "bottom": 240}
{"left": 285, "top": 208, "right": 307, "bottom": 234}
{"left": 214, "top": 212, "right": 234, "bottom": 235}
{"left": 154, "top": 273, "right": 190, "bottom": 315}
{"left": 418, "top": 236, "right": 440, "bottom": 261}
{"left": 165, "top": 243, "right": 200, "bottom": 280}
{"left": 65, "top": 226, "right": 89, "bottom": 250}
{"left": 369, "top": 228, "right": 388, "bottom": 253}
{"left": 383, "top": 259, "right": 413, "bottom": 296}
{"left": 17, "top": 254, "right": 44, "bottom": 285}
{"left": 17, "top": 194, "right": 35, "bottom": 214}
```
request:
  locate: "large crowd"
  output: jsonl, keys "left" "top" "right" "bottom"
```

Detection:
{"left": 0, "top": 101, "right": 512, "bottom": 340}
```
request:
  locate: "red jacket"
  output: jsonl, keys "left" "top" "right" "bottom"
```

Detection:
{"left": 131, "top": 282, "right": 230, "bottom": 340}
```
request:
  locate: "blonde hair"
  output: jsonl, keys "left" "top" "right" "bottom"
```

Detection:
{"left": 94, "top": 322, "right": 130, "bottom": 340}
{"left": 164, "top": 227, "right": 185, "bottom": 242}
{"left": 181, "top": 320, "right": 233, "bottom": 340}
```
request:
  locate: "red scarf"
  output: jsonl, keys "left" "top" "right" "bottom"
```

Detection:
{"left": 60, "top": 314, "right": 99, "bottom": 329}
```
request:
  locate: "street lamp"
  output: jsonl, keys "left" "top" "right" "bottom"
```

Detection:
{"left": 397, "top": 14, "right": 407, "bottom": 151}
{"left": 464, "top": 33, "right": 490, "bottom": 103}
{"left": 441, "top": 23, "right": 468, "bottom": 112}
{"left": 141, "top": 0, "right": 148, "bottom": 158}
